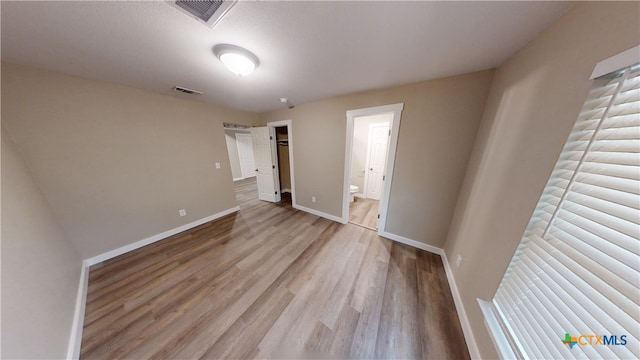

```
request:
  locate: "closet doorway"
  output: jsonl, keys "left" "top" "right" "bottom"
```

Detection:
{"left": 274, "top": 127, "right": 292, "bottom": 198}
{"left": 246, "top": 120, "right": 295, "bottom": 205}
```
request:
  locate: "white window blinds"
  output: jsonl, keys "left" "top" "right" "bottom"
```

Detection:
{"left": 493, "top": 63, "right": 640, "bottom": 360}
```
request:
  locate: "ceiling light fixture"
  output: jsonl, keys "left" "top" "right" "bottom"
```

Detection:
{"left": 213, "top": 44, "right": 259, "bottom": 77}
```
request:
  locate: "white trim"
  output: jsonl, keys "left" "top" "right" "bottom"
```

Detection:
{"left": 267, "top": 120, "right": 295, "bottom": 207}
{"left": 354, "top": 193, "right": 366, "bottom": 199}
{"left": 378, "top": 231, "right": 444, "bottom": 255}
{"left": 477, "top": 299, "right": 518, "bottom": 360}
{"left": 233, "top": 177, "right": 245, "bottom": 181}
{"left": 66, "top": 260, "right": 89, "bottom": 359}
{"left": 281, "top": 188, "right": 291, "bottom": 193}
{"left": 85, "top": 206, "right": 240, "bottom": 266}
{"left": 343, "top": 103, "right": 404, "bottom": 229}
{"left": 293, "top": 203, "right": 347, "bottom": 224}
{"left": 590, "top": 45, "right": 640, "bottom": 79}
{"left": 441, "top": 253, "right": 482, "bottom": 360}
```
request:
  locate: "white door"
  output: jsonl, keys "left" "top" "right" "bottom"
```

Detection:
{"left": 365, "top": 123, "right": 390, "bottom": 200}
{"left": 235, "top": 133, "right": 256, "bottom": 179}
{"left": 252, "top": 127, "right": 280, "bottom": 202}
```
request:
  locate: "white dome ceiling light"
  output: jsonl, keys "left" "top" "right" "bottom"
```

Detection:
{"left": 213, "top": 44, "right": 259, "bottom": 77}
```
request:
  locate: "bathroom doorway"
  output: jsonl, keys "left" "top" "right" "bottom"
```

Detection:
{"left": 348, "top": 115, "right": 391, "bottom": 229}
{"left": 343, "top": 103, "right": 403, "bottom": 232}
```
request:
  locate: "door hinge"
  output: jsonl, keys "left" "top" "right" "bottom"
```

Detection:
{"left": 388, "top": 130, "right": 391, "bottom": 136}
{"left": 275, "top": 191, "right": 278, "bottom": 195}
{"left": 377, "top": 214, "right": 380, "bottom": 219}
{"left": 383, "top": 175, "right": 386, "bottom": 181}
{"left": 272, "top": 165, "right": 275, "bottom": 169}
{"left": 270, "top": 136, "right": 273, "bottom": 140}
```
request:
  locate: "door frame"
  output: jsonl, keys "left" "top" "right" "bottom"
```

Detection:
{"left": 267, "top": 120, "right": 296, "bottom": 206}
{"left": 342, "top": 103, "right": 403, "bottom": 232}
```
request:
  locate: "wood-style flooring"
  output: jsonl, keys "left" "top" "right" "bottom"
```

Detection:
{"left": 80, "top": 178, "right": 470, "bottom": 359}
{"left": 349, "top": 197, "right": 380, "bottom": 230}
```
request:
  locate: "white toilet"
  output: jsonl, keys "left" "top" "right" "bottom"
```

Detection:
{"left": 349, "top": 185, "right": 359, "bottom": 202}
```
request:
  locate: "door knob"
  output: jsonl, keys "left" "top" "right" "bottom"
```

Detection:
{"left": 370, "top": 168, "right": 373, "bottom": 171}
{"left": 255, "top": 169, "right": 258, "bottom": 172}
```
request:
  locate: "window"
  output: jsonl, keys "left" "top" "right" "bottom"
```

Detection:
{"left": 486, "top": 62, "right": 639, "bottom": 359}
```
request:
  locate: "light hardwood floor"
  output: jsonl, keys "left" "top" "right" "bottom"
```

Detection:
{"left": 349, "top": 197, "right": 380, "bottom": 230}
{"left": 80, "top": 178, "right": 470, "bottom": 359}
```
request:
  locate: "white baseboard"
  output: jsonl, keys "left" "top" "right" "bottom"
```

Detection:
{"left": 293, "top": 204, "right": 347, "bottom": 224}
{"left": 233, "top": 177, "right": 244, "bottom": 181}
{"left": 377, "top": 231, "right": 480, "bottom": 359}
{"left": 282, "top": 188, "right": 291, "bottom": 193}
{"left": 67, "top": 260, "right": 89, "bottom": 360}
{"left": 68, "top": 207, "right": 241, "bottom": 357}
{"left": 85, "top": 206, "right": 240, "bottom": 266}
{"left": 378, "top": 231, "right": 445, "bottom": 256}
{"left": 441, "top": 251, "right": 481, "bottom": 359}
{"left": 354, "top": 193, "right": 366, "bottom": 199}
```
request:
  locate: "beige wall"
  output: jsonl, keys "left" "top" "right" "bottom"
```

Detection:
{"left": 351, "top": 114, "right": 392, "bottom": 195}
{"left": 1, "top": 62, "right": 260, "bottom": 259}
{"left": 224, "top": 130, "right": 244, "bottom": 180}
{"left": 261, "top": 70, "right": 493, "bottom": 247}
{"left": 443, "top": 2, "right": 640, "bottom": 358}
{"left": 1, "top": 128, "right": 82, "bottom": 359}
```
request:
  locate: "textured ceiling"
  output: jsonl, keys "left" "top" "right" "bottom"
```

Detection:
{"left": 1, "top": 1, "right": 572, "bottom": 112}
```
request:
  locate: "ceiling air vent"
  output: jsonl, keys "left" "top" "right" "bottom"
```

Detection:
{"left": 173, "top": 86, "right": 203, "bottom": 95}
{"left": 170, "top": 0, "right": 237, "bottom": 28}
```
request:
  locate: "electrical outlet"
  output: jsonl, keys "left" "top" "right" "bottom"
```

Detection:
{"left": 179, "top": 209, "right": 187, "bottom": 217}
{"left": 215, "top": 162, "right": 221, "bottom": 169}
{"left": 456, "top": 254, "right": 462, "bottom": 268}
{"left": 312, "top": 196, "right": 316, "bottom": 203}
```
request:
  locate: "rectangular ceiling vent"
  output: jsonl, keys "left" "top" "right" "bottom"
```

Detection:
{"left": 170, "top": 0, "right": 237, "bottom": 28}
{"left": 173, "top": 86, "right": 203, "bottom": 95}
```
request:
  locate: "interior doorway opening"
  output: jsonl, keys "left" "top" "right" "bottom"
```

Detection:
{"left": 348, "top": 114, "right": 392, "bottom": 229}
{"left": 343, "top": 103, "right": 404, "bottom": 233}
{"left": 223, "top": 123, "right": 257, "bottom": 209}
{"left": 223, "top": 123, "right": 254, "bottom": 182}
{"left": 248, "top": 120, "right": 295, "bottom": 206}
{"left": 274, "top": 126, "right": 292, "bottom": 205}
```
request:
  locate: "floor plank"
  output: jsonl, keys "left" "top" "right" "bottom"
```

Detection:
{"left": 349, "top": 197, "right": 380, "bottom": 229}
{"left": 80, "top": 177, "right": 470, "bottom": 359}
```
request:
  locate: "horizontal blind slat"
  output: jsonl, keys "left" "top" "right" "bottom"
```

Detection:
{"left": 558, "top": 201, "right": 639, "bottom": 238}
{"left": 564, "top": 191, "right": 640, "bottom": 223}
{"left": 571, "top": 181, "right": 640, "bottom": 209}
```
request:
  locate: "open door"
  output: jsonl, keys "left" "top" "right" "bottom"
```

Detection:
{"left": 365, "top": 123, "right": 390, "bottom": 200}
{"left": 251, "top": 127, "right": 281, "bottom": 202}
